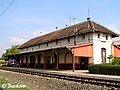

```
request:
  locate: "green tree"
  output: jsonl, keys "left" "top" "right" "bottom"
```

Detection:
{"left": 1, "top": 45, "right": 20, "bottom": 60}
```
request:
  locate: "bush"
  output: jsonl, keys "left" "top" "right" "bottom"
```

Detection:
{"left": 112, "top": 58, "right": 120, "bottom": 65}
{"left": 88, "top": 64, "right": 120, "bottom": 75}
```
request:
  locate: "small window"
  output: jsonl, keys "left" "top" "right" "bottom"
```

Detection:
{"left": 39, "top": 45, "right": 40, "bottom": 48}
{"left": 46, "top": 42, "right": 48, "bottom": 46}
{"left": 56, "top": 40, "right": 58, "bottom": 45}
{"left": 26, "top": 47, "right": 28, "bottom": 51}
{"left": 82, "top": 35, "right": 85, "bottom": 40}
{"left": 98, "top": 34, "right": 100, "bottom": 38}
{"left": 106, "top": 35, "right": 108, "bottom": 40}
{"left": 67, "top": 37, "right": 70, "bottom": 42}
{"left": 21, "top": 49, "right": 23, "bottom": 52}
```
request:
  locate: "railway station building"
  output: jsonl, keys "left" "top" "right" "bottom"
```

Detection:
{"left": 15, "top": 19, "right": 120, "bottom": 72}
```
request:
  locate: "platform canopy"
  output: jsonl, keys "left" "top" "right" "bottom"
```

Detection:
{"left": 67, "top": 43, "right": 93, "bottom": 57}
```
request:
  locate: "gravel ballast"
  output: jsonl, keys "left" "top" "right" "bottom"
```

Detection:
{"left": 0, "top": 70, "right": 117, "bottom": 90}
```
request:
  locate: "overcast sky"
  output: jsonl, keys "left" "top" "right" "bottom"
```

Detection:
{"left": 0, "top": 0, "right": 120, "bottom": 57}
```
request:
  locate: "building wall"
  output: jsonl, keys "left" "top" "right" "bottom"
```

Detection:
{"left": 40, "top": 43, "right": 47, "bottom": 48}
{"left": 77, "top": 33, "right": 93, "bottom": 44}
{"left": 88, "top": 57, "right": 94, "bottom": 64}
{"left": 66, "top": 53, "right": 72, "bottom": 63}
{"left": 28, "top": 55, "right": 30, "bottom": 64}
{"left": 19, "top": 32, "right": 113, "bottom": 66}
{"left": 48, "top": 41, "right": 56, "bottom": 47}
{"left": 38, "top": 52, "right": 44, "bottom": 64}
{"left": 21, "top": 49, "right": 80, "bottom": 65}
{"left": 20, "top": 33, "right": 93, "bottom": 54}
{"left": 59, "top": 50, "right": 67, "bottom": 63}
{"left": 23, "top": 56, "right": 26, "bottom": 64}
{"left": 93, "top": 32, "right": 112, "bottom": 64}
{"left": 36, "top": 50, "right": 67, "bottom": 64}
{"left": 113, "top": 45, "right": 120, "bottom": 57}
{"left": 75, "top": 57, "right": 79, "bottom": 64}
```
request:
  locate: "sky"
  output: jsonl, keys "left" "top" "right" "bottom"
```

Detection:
{"left": 0, "top": 0, "right": 120, "bottom": 57}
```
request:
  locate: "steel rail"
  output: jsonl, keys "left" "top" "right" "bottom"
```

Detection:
{"left": 0, "top": 67, "right": 120, "bottom": 88}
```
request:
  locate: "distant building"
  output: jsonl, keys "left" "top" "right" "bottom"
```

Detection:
{"left": 112, "top": 40, "right": 120, "bottom": 58}
{"left": 15, "top": 19, "right": 119, "bottom": 72}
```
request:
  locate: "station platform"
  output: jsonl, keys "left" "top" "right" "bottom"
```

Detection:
{"left": 1, "top": 66, "right": 120, "bottom": 79}
{"left": 45, "top": 69, "right": 120, "bottom": 79}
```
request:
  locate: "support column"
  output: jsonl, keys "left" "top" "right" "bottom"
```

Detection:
{"left": 44, "top": 52, "right": 46, "bottom": 69}
{"left": 26, "top": 56, "right": 28, "bottom": 67}
{"left": 19, "top": 56, "right": 21, "bottom": 67}
{"left": 72, "top": 54, "right": 75, "bottom": 72}
{"left": 28, "top": 55, "right": 30, "bottom": 67}
{"left": 56, "top": 52, "right": 59, "bottom": 70}
{"left": 34, "top": 55, "right": 36, "bottom": 69}
{"left": 21, "top": 56, "right": 23, "bottom": 67}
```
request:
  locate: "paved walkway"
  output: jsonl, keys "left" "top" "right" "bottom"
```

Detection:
{"left": 47, "top": 69, "right": 120, "bottom": 79}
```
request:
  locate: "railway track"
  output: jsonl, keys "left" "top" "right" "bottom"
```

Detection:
{"left": 0, "top": 67, "right": 120, "bottom": 89}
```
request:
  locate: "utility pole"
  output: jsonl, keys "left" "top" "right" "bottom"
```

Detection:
{"left": 69, "top": 16, "right": 72, "bottom": 26}
{"left": 73, "top": 17, "right": 76, "bottom": 25}
{"left": 88, "top": 9, "right": 90, "bottom": 18}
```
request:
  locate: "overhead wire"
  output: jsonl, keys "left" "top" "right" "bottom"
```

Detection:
{"left": 0, "top": 0, "right": 29, "bottom": 40}
{"left": 0, "top": 31, "right": 29, "bottom": 40}
{"left": 0, "top": 0, "right": 7, "bottom": 9}
{"left": 0, "top": 0, "right": 15, "bottom": 16}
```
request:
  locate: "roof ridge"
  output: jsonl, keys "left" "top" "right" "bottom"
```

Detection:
{"left": 25, "top": 20, "right": 89, "bottom": 41}
{"left": 91, "top": 20, "right": 120, "bottom": 35}
{"left": 87, "top": 20, "right": 95, "bottom": 31}
{"left": 19, "top": 20, "right": 119, "bottom": 49}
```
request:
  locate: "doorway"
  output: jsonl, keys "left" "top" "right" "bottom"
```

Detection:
{"left": 101, "top": 48, "right": 106, "bottom": 63}
{"left": 80, "top": 57, "right": 88, "bottom": 69}
{"left": 26, "top": 56, "right": 28, "bottom": 67}
{"left": 30, "top": 55, "right": 35, "bottom": 68}
{"left": 46, "top": 56, "right": 51, "bottom": 68}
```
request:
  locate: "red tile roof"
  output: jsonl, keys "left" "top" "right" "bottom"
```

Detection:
{"left": 19, "top": 20, "right": 119, "bottom": 49}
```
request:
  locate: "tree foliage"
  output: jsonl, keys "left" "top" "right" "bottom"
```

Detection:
{"left": 112, "top": 58, "right": 120, "bottom": 65}
{"left": 107, "top": 55, "right": 120, "bottom": 65}
{"left": 1, "top": 45, "right": 20, "bottom": 60}
{"left": 107, "top": 55, "right": 114, "bottom": 63}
